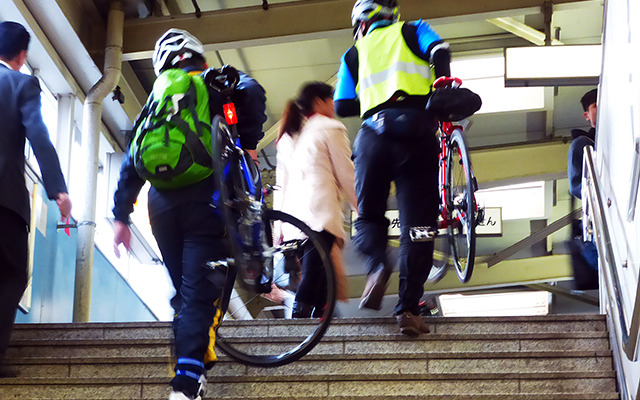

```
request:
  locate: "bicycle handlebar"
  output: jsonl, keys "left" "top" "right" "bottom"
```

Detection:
{"left": 204, "top": 65, "right": 240, "bottom": 93}
{"left": 433, "top": 76, "right": 462, "bottom": 90}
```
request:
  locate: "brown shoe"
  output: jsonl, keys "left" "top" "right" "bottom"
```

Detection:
{"left": 397, "top": 312, "right": 431, "bottom": 336}
{"left": 359, "top": 267, "right": 391, "bottom": 310}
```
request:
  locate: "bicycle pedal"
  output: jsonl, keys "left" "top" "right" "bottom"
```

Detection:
{"left": 410, "top": 226, "right": 437, "bottom": 242}
{"left": 476, "top": 207, "right": 485, "bottom": 225}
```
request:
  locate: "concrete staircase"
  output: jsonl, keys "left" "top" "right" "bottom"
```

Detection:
{"left": 0, "top": 314, "right": 619, "bottom": 399}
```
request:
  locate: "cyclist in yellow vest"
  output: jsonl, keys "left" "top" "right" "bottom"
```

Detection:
{"left": 335, "top": 0, "right": 451, "bottom": 335}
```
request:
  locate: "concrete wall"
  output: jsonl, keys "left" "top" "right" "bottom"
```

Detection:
{"left": 15, "top": 182, "right": 156, "bottom": 324}
{"left": 595, "top": 0, "right": 640, "bottom": 397}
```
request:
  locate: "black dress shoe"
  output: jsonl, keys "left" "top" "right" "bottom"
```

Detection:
{"left": 291, "top": 301, "right": 314, "bottom": 318}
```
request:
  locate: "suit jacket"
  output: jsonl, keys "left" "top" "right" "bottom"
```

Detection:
{"left": 0, "top": 63, "right": 67, "bottom": 224}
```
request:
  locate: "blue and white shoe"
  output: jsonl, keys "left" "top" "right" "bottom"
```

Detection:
{"left": 169, "top": 391, "right": 193, "bottom": 400}
{"left": 169, "top": 374, "right": 207, "bottom": 400}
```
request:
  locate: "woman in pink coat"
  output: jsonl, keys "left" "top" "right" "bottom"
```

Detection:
{"left": 274, "top": 82, "right": 357, "bottom": 318}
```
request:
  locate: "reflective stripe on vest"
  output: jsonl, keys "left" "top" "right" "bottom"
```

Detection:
{"left": 355, "top": 21, "right": 435, "bottom": 117}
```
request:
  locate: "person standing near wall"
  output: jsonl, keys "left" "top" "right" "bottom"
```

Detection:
{"left": 0, "top": 21, "right": 72, "bottom": 378}
{"left": 274, "top": 81, "right": 357, "bottom": 317}
{"left": 567, "top": 88, "right": 599, "bottom": 288}
{"left": 569, "top": 88, "right": 597, "bottom": 199}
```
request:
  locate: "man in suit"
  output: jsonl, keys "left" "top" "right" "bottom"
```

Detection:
{"left": 0, "top": 21, "right": 71, "bottom": 377}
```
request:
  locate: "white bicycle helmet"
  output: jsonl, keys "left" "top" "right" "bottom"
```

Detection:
{"left": 152, "top": 28, "right": 204, "bottom": 76}
{"left": 351, "top": 0, "right": 399, "bottom": 27}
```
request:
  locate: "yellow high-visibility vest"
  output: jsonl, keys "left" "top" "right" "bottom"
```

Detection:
{"left": 355, "top": 22, "right": 435, "bottom": 117}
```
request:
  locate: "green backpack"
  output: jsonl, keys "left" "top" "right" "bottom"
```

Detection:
{"left": 130, "top": 68, "right": 213, "bottom": 189}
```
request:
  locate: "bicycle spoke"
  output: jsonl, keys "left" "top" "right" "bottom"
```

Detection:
{"left": 445, "top": 130, "right": 476, "bottom": 283}
{"left": 215, "top": 209, "right": 336, "bottom": 367}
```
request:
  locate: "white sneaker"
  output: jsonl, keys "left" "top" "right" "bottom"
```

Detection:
{"left": 196, "top": 374, "right": 207, "bottom": 400}
{"left": 168, "top": 374, "right": 207, "bottom": 400}
{"left": 169, "top": 391, "right": 193, "bottom": 400}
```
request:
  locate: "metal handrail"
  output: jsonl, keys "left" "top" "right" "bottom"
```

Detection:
{"left": 584, "top": 145, "right": 640, "bottom": 360}
{"left": 583, "top": 145, "right": 640, "bottom": 399}
{"left": 627, "top": 137, "right": 640, "bottom": 222}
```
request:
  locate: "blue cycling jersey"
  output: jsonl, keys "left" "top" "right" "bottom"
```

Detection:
{"left": 334, "top": 20, "right": 442, "bottom": 103}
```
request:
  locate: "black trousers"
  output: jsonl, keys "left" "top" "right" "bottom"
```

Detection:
{"left": 352, "top": 109, "right": 440, "bottom": 316}
{"left": 0, "top": 207, "right": 29, "bottom": 363}
{"left": 295, "top": 230, "right": 335, "bottom": 310}
{"left": 149, "top": 203, "right": 228, "bottom": 371}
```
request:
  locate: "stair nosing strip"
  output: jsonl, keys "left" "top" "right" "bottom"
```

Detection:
{"left": 3, "top": 349, "right": 613, "bottom": 364}
{"left": 8, "top": 332, "right": 609, "bottom": 346}
{"left": 0, "top": 371, "right": 616, "bottom": 386}
{"left": 11, "top": 314, "right": 606, "bottom": 330}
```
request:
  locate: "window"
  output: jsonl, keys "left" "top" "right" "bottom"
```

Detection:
{"left": 439, "top": 291, "right": 550, "bottom": 317}
{"left": 22, "top": 65, "right": 59, "bottom": 176}
{"left": 475, "top": 181, "right": 546, "bottom": 220}
{"left": 451, "top": 53, "right": 545, "bottom": 114}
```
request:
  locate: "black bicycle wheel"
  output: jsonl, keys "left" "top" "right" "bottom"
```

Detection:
{"left": 211, "top": 115, "right": 239, "bottom": 228}
{"left": 445, "top": 129, "right": 476, "bottom": 283}
{"left": 215, "top": 209, "right": 336, "bottom": 367}
{"left": 211, "top": 114, "right": 250, "bottom": 272}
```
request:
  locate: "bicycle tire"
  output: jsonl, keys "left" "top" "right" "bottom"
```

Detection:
{"left": 211, "top": 114, "right": 240, "bottom": 232}
{"left": 211, "top": 115, "right": 255, "bottom": 289}
{"left": 445, "top": 129, "right": 477, "bottom": 283}
{"left": 215, "top": 208, "right": 336, "bottom": 367}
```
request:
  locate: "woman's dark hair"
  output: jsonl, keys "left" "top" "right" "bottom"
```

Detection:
{"left": 0, "top": 22, "right": 30, "bottom": 61}
{"left": 278, "top": 82, "right": 334, "bottom": 142}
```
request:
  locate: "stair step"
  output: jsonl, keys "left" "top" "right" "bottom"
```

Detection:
{"left": 1, "top": 315, "right": 616, "bottom": 400}
{"left": 5, "top": 338, "right": 610, "bottom": 360}
{"left": 3, "top": 352, "right": 613, "bottom": 378}
{"left": 0, "top": 373, "right": 617, "bottom": 398}
{"left": 0, "top": 396, "right": 619, "bottom": 400}
{"left": 6, "top": 349, "right": 613, "bottom": 363}
{"left": 10, "top": 315, "right": 606, "bottom": 341}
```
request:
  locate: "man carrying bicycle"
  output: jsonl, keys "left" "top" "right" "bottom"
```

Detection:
{"left": 335, "top": 0, "right": 451, "bottom": 335}
{"left": 112, "top": 29, "right": 266, "bottom": 400}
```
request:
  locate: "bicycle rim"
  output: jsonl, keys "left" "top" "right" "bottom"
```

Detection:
{"left": 445, "top": 130, "right": 476, "bottom": 283}
{"left": 211, "top": 115, "right": 238, "bottom": 227}
{"left": 215, "top": 209, "right": 336, "bottom": 367}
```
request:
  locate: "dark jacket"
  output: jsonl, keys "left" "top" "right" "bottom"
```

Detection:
{"left": 112, "top": 68, "right": 267, "bottom": 224}
{"left": 571, "top": 127, "right": 596, "bottom": 142}
{"left": 0, "top": 63, "right": 67, "bottom": 224}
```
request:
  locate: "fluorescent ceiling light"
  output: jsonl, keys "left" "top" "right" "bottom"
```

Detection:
{"left": 505, "top": 45, "right": 602, "bottom": 87}
{"left": 451, "top": 55, "right": 544, "bottom": 114}
{"left": 439, "top": 291, "right": 550, "bottom": 317}
{"left": 475, "top": 181, "right": 545, "bottom": 220}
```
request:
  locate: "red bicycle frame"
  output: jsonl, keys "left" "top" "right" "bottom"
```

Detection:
{"left": 433, "top": 76, "right": 478, "bottom": 232}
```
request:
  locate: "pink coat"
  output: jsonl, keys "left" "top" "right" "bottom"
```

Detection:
{"left": 274, "top": 113, "right": 357, "bottom": 241}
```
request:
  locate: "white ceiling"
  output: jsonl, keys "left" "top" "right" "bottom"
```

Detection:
{"left": 12, "top": 0, "right": 605, "bottom": 168}
{"left": 119, "top": 0, "right": 604, "bottom": 165}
